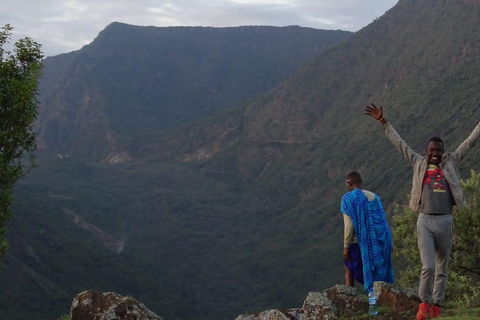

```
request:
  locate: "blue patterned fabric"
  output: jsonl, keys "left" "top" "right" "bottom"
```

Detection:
{"left": 341, "top": 188, "right": 394, "bottom": 292}
{"left": 344, "top": 243, "right": 364, "bottom": 284}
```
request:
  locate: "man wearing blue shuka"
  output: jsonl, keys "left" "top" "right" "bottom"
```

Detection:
{"left": 341, "top": 172, "right": 394, "bottom": 292}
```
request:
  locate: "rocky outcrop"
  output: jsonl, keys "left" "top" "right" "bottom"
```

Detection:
{"left": 236, "top": 282, "right": 420, "bottom": 320}
{"left": 70, "top": 290, "right": 162, "bottom": 320}
{"left": 323, "top": 285, "right": 366, "bottom": 318}
{"left": 302, "top": 291, "right": 337, "bottom": 320}
{"left": 235, "top": 309, "right": 303, "bottom": 320}
{"left": 374, "top": 281, "right": 421, "bottom": 313}
{"left": 68, "top": 283, "right": 419, "bottom": 320}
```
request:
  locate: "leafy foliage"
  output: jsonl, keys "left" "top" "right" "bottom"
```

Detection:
{"left": 0, "top": 24, "right": 43, "bottom": 255}
{"left": 393, "top": 170, "right": 480, "bottom": 307}
{"left": 450, "top": 170, "right": 480, "bottom": 278}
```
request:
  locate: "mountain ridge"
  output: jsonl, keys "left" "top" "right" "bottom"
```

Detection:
{"left": 137, "top": 0, "right": 480, "bottom": 165}
{"left": 35, "top": 23, "right": 352, "bottom": 161}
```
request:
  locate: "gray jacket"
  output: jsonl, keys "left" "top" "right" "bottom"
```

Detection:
{"left": 382, "top": 121, "right": 480, "bottom": 211}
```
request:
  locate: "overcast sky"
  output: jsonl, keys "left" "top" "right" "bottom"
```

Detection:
{"left": 2, "top": 0, "right": 398, "bottom": 58}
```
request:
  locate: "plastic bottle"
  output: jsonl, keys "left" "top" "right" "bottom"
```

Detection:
{"left": 368, "top": 287, "right": 378, "bottom": 316}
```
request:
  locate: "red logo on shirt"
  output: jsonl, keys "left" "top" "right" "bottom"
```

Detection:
{"left": 423, "top": 165, "right": 447, "bottom": 192}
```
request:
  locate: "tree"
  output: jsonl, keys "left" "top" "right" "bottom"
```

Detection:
{"left": 392, "top": 170, "right": 480, "bottom": 306}
{"left": 0, "top": 24, "right": 43, "bottom": 255}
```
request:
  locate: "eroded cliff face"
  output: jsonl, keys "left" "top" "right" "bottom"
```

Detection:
{"left": 36, "top": 0, "right": 480, "bottom": 165}
{"left": 129, "top": 0, "right": 480, "bottom": 168}
{"left": 35, "top": 25, "right": 351, "bottom": 162}
{"left": 36, "top": 70, "right": 117, "bottom": 161}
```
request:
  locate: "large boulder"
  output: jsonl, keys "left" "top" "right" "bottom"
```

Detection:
{"left": 374, "top": 281, "right": 421, "bottom": 313}
{"left": 234, "top": 308, "right": 303, "bottom": 320}
{"left": 70, "top": 290, "right": 162, "bottom": 320}
{"left": 324, "top": 285, "right": 367, "bottom": 317}
{"left": 237, "top": 282, "right": 420, "bottom": 320}
{"left": 302, "top": 291, "right": 338, "bottom": 320}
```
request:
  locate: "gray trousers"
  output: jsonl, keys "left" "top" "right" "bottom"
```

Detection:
{"left": 417, "top": 213, "right": 453, "bottom": 305}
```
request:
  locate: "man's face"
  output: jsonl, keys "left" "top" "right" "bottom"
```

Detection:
{"left": 426, "top": 141, "right": 444, "bottom": 165}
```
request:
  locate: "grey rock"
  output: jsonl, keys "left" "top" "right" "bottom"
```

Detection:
{"left": 235, "top": 308, "right": 303, "bottom": 320}
{"left": 234, "top": 282, "right": 421, "bottom": 319}
{"left": 374, "top": 281, "right": 421, "bottom": 313}
{"left": 324, "top": 285, "right": 367, "bottom": 317}
{"left": 302, "top": 291, "right": 338, "bottom": 320}
{"left": 71, "top": 290, "right": 162, "bottom": 320}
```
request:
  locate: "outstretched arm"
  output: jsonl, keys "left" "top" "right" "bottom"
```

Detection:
{"left": 365, "top": 103, "right": 388, "bottom": 125}
{"left": 364, "top": 103, "right": 421, "bottom": 165}
{"left": 452, "top": 120, "right": 480, "bottom": 163}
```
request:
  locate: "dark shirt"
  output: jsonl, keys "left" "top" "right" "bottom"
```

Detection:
{"left": 420, "top": 164, "right": 453, "bottom": 214}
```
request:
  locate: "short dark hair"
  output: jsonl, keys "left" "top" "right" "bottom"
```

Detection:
{"left": 346, "top": 172, "right": 362, "bottom": 184}
{"left": 428, "top": 136, "right": 444, "bottom": 149}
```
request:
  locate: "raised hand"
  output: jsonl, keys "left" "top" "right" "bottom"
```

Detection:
{"left": 365, "top": 103, "right": 383, "bottom": 120}
{"left": 365, "top": 103, "right": 386, "bottom": 124}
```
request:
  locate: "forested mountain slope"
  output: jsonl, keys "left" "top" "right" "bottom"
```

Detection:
{"left": 36, "top": 23, "right": 351, "bottom": 161}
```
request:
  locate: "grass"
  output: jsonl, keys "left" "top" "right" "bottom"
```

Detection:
{"left": 442, "top": 307, "right": 480, "bottom": 320}
{"left": 338, "top": 296, "right": 480, "bottom": 320}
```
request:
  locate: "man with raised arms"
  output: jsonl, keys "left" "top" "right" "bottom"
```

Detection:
{"left": 365, "top": 103, "right": 480, "bottom": 319}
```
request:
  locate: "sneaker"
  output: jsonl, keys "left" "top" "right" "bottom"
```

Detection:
{"left": 430, "top": 305, "right": 441, "bottom": 318}
{"left": 416, "top": 302, "right": 430, "bottom": 320}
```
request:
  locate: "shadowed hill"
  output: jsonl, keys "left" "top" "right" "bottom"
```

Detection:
{"left": 136, "top": 0, "right": 480, "bottom": 203}
{"left": 35, "top": 23, "right": 351, "bottom": 160}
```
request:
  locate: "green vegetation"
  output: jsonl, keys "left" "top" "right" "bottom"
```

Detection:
{"left": 37, "top": 23, "right": 351, "bottom": 159}
{"left": 441, "top": 307, "right": 480, "bottom": 320}
{"left": 0, "top": 24, "right": 43, "bottom": 255}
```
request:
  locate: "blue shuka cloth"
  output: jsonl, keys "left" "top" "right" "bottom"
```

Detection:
{"left": 345, "top": 243, "right": 364, "bottom": 284}
{"left": 341, "top": 188, "right": 394, "bottom": 292}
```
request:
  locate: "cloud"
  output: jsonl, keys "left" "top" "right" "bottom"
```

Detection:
{"left": 2, "top": 0, "right": 398, "bottom": 57}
